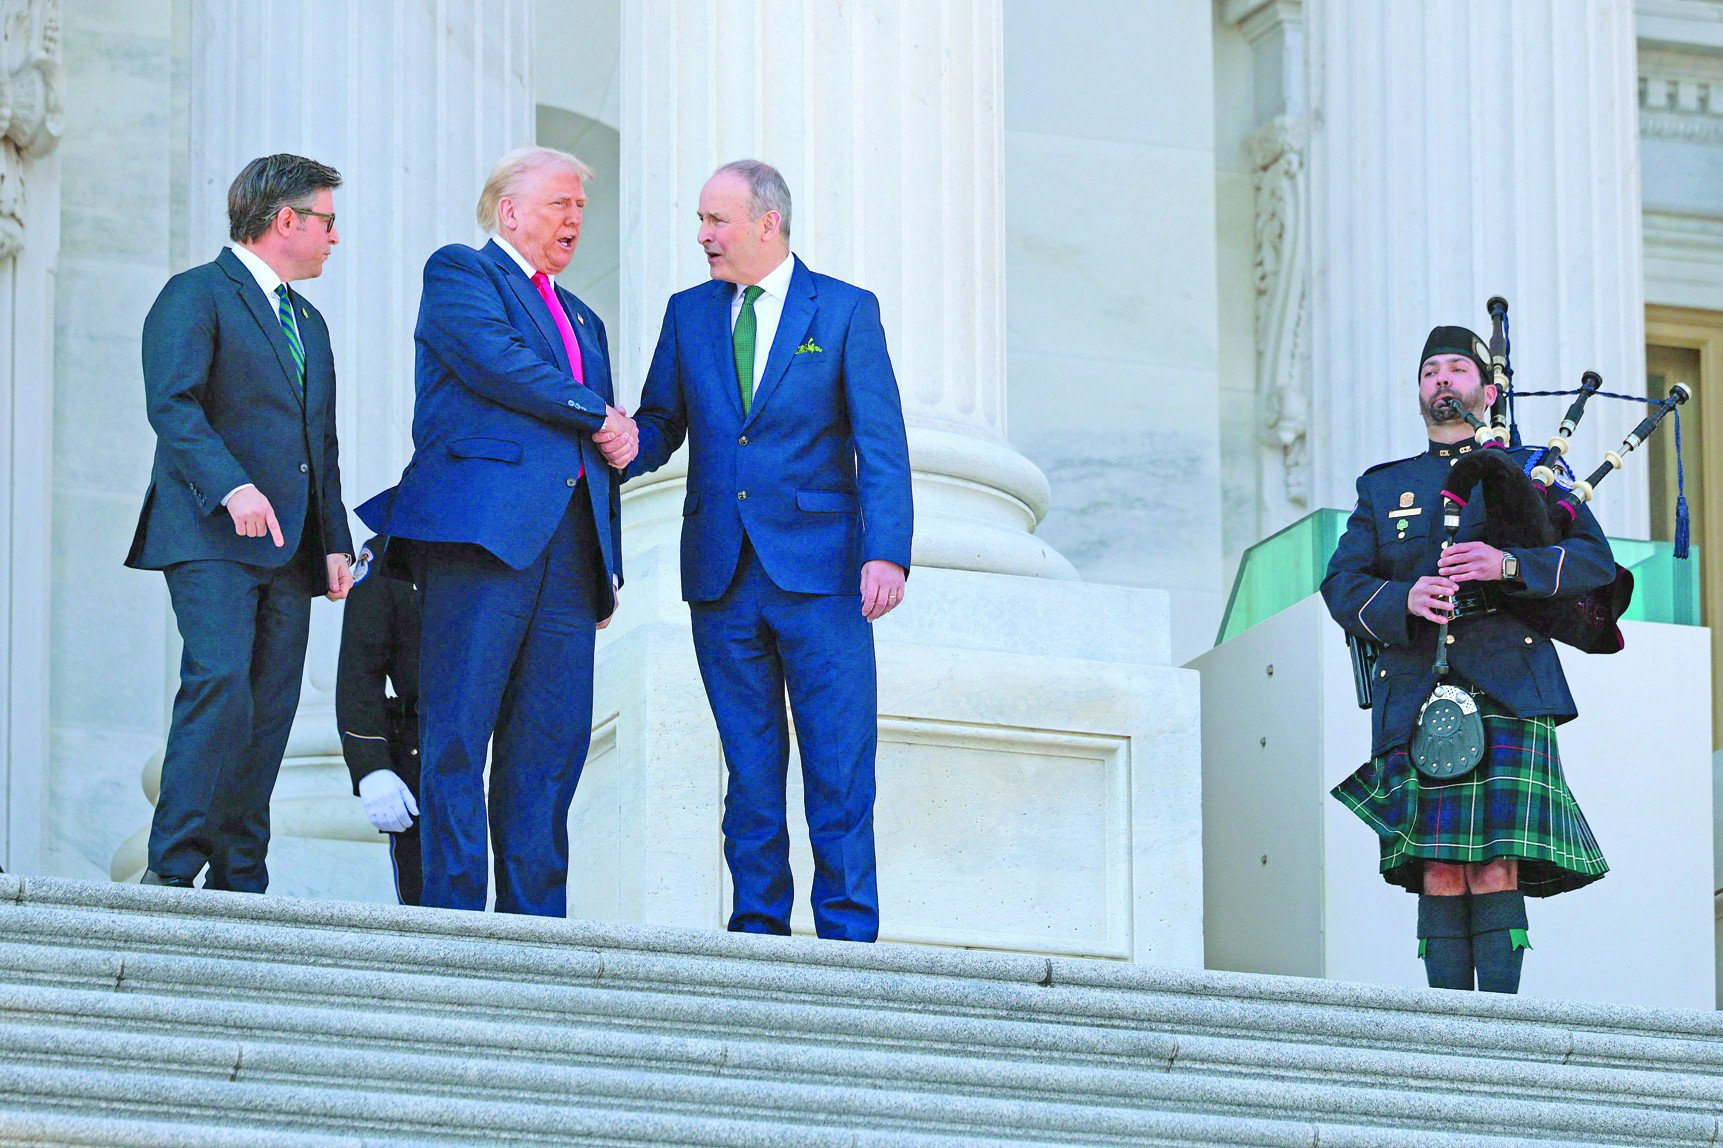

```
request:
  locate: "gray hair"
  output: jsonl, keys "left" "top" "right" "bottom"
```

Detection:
{"left": 476, "top": 146, "right": 595, "bottom": 232}
{"left": 714, "top": 159, "right": 792, "bottom": 239}
{"left": 227, "top": 154, "right": 342, "bottom": 244}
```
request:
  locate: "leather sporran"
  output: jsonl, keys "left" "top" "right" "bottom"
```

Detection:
{"left": 1409, "top": 684, "right": 1486, "bottom": 780}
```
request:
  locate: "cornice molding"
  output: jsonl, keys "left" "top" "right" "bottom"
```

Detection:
{"left": 1638, "top": 47, "right": 1723, "bottom": 142}
{"left": 1641, "top": 108, "right": 1723, "bottom": 142}
{"left": 1220, "top": 0, "right": 1302, "bottom": 41}
{"left": 1645, "top": 210, "right": 1723, "bottom": 259}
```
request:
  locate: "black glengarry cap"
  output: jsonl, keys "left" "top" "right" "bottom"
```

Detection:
{"left": 1420, "top": 326, "right": 1491, "bottom": 380}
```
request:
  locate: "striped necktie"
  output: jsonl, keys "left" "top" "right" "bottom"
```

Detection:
{"left": 275, "top": 284, "right": 305, "bottom": 390}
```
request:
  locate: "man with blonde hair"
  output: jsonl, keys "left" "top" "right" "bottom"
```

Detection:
{"left": 359, "top": 146, "right": 636, "bottom": 916}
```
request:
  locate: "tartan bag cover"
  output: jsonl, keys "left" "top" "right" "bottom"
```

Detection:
{"left": 1333, "top": 699, "right": 1608, "bottom": 898}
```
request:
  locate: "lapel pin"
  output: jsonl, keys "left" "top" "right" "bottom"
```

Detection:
{"left": 576, "top": 313, "right": 585, "bottom": 325}
{"left": 300, "top": 307, "right": 308, "bottom": 318}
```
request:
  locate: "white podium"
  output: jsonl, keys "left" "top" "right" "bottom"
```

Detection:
{"left": 1189, "top": 516, "right": 1714, "bottom": 1009}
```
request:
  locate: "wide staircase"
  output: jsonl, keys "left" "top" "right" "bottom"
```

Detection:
{"left": 0, "top": 875, "right": 1719, "bottom": 1146}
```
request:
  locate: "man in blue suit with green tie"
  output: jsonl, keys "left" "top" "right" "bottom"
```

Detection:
{"left": 359, "top": 147, "right": 636, "bottom": 917}
{"left": 617, "top": 160, "right": 913, "bottom": 941}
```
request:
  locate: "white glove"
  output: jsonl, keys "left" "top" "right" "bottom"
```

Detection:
{"left": 358, "top": 769, "right": 418, "bottom": 833}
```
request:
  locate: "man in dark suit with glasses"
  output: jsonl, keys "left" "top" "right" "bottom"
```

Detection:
{"left": 127, "top": 153, "right": 354, "bottom": 891}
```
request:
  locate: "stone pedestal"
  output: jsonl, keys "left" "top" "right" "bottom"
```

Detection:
{"left": 592, "top": 0, "right": 1204, "bottom": 962}
{"left": 578, "top": 550, "right": 1200, "bottom": 962}
{"left": 1194, "top": 594, "right": 1713, "bottom": 1008}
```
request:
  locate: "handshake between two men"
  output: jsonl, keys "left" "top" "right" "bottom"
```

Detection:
{"left": 593, "top": 406, "right": 638, "bottom": 470}
{"left": 345, "top": 149, "right": 912, "bottom": 941}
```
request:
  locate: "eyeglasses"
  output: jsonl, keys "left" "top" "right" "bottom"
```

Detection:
{"left": 292, "top": 206, "right": 337, "bottom": 234}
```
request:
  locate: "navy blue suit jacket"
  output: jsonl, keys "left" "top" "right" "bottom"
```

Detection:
{"left": 127, "top": 248, "right": 352, "bottom": 581}
{"left": 626, "top": 258, "right": 913, "bottom": 601}
{"left": 357, "top": 241, "right": 622, "bottom": 608}
{"left": 1321, "top": 444, "right": 1616, "bottom": 756}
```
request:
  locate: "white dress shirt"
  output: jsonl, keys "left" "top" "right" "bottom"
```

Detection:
{"left": 223, "top": 245, "right": 303, "bottom": 507}
{"left": 729, "top": 253, "right": 796, "bottom": 392}
{"left": 493, "top": 235, "right": 540, "bottom": 279}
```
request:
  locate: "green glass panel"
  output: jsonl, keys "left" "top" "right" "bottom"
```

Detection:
{"left": 1216, "top": 510, "right": 1349, "bottom": 645}
{"left": 1215, "top": 509, "right": 1702, "bottom": 644}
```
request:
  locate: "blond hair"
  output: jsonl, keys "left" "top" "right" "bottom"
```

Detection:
{"left": 475, "top": 146, "right": 595, "bottom": 232}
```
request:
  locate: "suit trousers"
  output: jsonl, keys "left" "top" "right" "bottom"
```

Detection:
{"left": 690, "top": 538, "right": 880, "bottom": 941}
{"left": 151, "top": 547, "right": 317, "bottom": 890}
{"left": 415, "top": 490, "right": 602, "bottom": 916}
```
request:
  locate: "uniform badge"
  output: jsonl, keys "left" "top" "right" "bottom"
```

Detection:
{"left": 1399, "top": 492, "right": 1414, "bottom": 508}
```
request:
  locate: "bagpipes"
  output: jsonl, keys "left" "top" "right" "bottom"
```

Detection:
{"left": 1349, "top": 296, "right": 1694, "bottom": 710}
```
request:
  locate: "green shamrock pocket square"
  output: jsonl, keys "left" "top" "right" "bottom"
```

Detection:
{"left": 795, "top": 338, "right": 823, "bottom": 354}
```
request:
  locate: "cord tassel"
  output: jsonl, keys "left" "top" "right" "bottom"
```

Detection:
{"left": 1674, "top": 407, "right": 1691, "bottom": 560}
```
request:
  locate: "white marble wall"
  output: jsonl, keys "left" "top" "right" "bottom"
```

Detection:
{"left": 533, "top": 0, "right": 622, "bottom": 330}
{"left": 1304, "top": 0, "right": 1649, "bottom": 539}
{"left": 47, "top": 0, "right": 178, "bottom": 881}
{"left": 1212, "top": 8, "right": 1268, "bottom": 589}
{"left": 3, "top": 0, "right": 64, "bottom": 875}
{"left": 1638, "top": 33, "right": 1723, "bottom": 311}
{"left": 1002, "top": 0, "right": 1224, "bottom": 662}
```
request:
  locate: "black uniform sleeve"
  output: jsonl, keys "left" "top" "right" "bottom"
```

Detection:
{"left": 336, "top": 570, "right": 396, "bottom": 794}
{"left": 1503, "top": 498, "right": 1616, "bottom": 599}
{"left": 1321, "top": 477, "right": 1416, "bottom": 647}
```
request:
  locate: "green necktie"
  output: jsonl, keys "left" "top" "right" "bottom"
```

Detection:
{"left": 733, "top": 284, "right": 765, "bottom": 414}
{"left": 275, "top": 284, "right": 305, "bottom": 389}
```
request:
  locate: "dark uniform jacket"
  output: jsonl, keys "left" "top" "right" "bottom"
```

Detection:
{"left": 336, "top": 537, "right": 421, "bottom": 795}
{"left": 1322, "top": 442, "right": 1615, "bottom": 757}
{"left": 127, "top": 247, "right": 352, "bottom": 585}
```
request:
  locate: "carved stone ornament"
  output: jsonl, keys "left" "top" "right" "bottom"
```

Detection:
{"left": 0, "top": 0, "right": 63, "bottom": 261}
{"left": 1246, "top": 113, "right": 1310, "bottom": 506}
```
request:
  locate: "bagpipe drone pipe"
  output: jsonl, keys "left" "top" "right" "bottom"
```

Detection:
{"left": 1435, "top": 296, "right": 1692, "bottom": 657}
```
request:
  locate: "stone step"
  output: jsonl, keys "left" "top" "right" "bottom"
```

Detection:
{"left": 2, "top": 961, "right": 1720, "bottom": 1137}
{"left": 3, "top": 989, "right": 1717, "bottom": 1145}
{"left": 0, "top": 876, "right": 1718, "bottom": 1145}
{"left": 4, "top": 895, "right": 1719, "bottom": 1079}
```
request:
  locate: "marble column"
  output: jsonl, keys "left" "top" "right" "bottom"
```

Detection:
{"left": 1222, "top": 0, "right": 1311, "bottom": 535}
{"left": 1, "top": 0, "right": 62, "bottom": 873}
{"left": 112, "top": 0, "right": 536, "bottom": 893}
{"left": 618, "top": 0, "right": 1072, "bottom": 579}
{"left": 1302, "top": 0, "right": 1647, "bottom": 535}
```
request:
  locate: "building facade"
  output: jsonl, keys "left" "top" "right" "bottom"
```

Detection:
{"left": 3, "top": 0, "right": 1719, "bottom": 977}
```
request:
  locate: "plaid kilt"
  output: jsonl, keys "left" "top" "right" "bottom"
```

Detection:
{"left": 1332, "top": 701, "right": 1608, "bottom": 897}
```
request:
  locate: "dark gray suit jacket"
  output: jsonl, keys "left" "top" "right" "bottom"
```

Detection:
{"left": 127, "top": 247, "right": 352, "bottom": 585}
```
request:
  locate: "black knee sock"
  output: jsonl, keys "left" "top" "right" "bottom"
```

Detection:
{"left": 1470, "top": 890, "right": 1529, "bottom": 994}
{"left": 1416, "top": 893, "right": 1473, "bottom": 990}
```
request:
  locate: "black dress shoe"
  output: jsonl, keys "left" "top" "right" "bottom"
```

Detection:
{"left": 140, "top": 869, "right": 195, "bottom": 888}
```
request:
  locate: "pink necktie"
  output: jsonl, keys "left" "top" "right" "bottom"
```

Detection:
{"left": 532, "top": 271, "right": 586, "bottom": 385}
{"left": 533, "top": 271, "right": 586, "bottom": 481}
